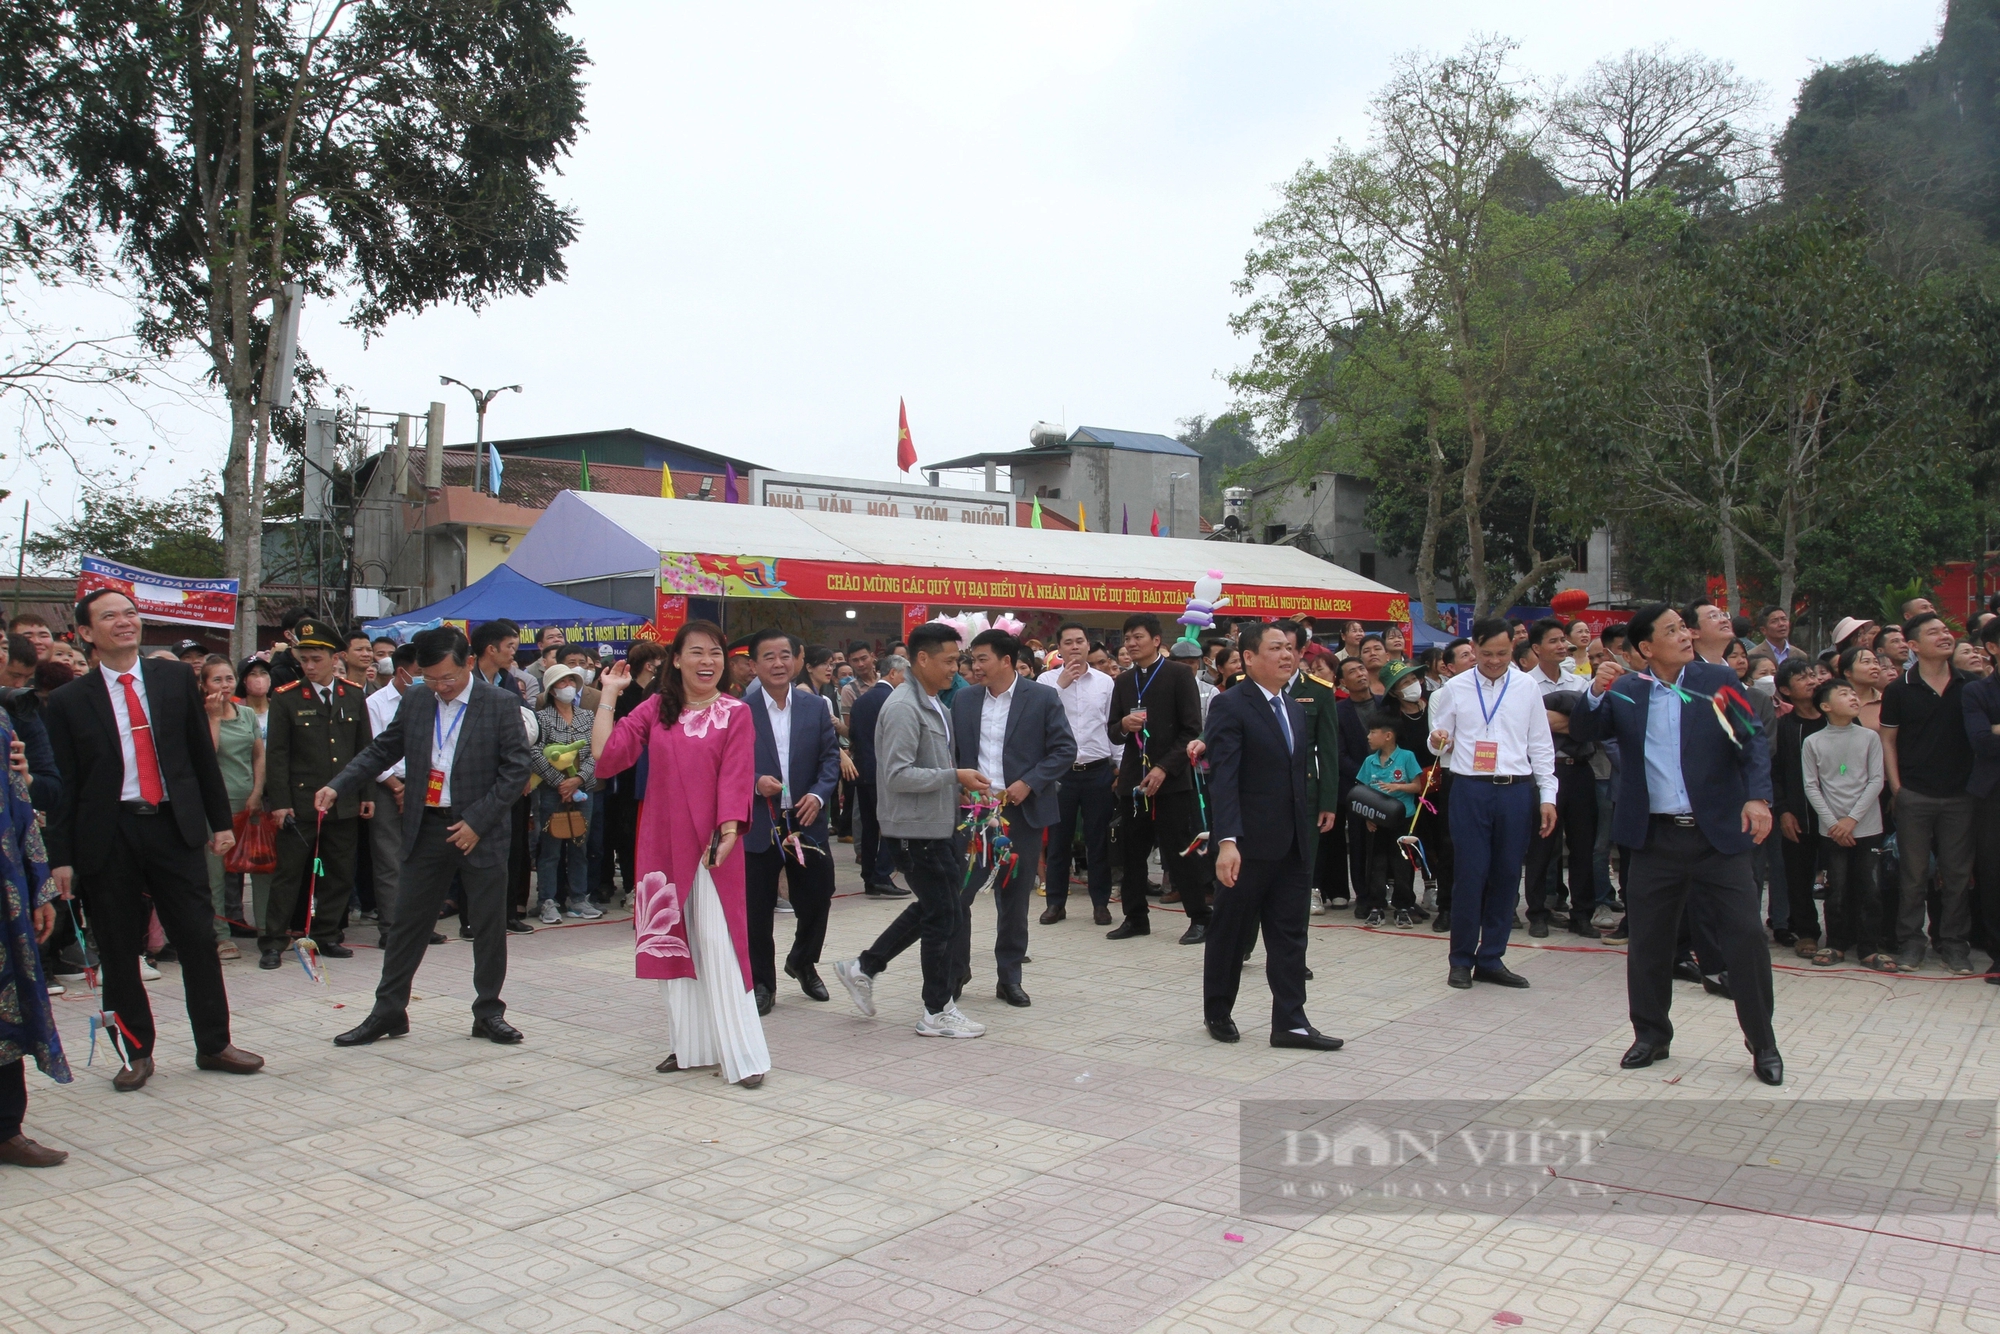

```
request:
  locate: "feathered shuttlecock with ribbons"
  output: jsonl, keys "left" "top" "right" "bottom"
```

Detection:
{"left": 87, "top": 1010, "right": 140, "bottom": 1071}
{"left": 957, "top": 789, "right": 1019, "bottom": 888}
{"left": 1620, "top": 672, "right": 1762, "bottom": 749}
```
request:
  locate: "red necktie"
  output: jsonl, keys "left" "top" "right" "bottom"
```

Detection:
{"left": 119, "top": 672, "right": 166, "bottom": 805}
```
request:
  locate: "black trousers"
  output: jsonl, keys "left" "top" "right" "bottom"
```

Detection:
{"left": 1523, "top": 759, "right": 1596, "bottom": 926}
{"left": 1359, "top": 821, "right": 1417, "bottom": 914}
{"left": 1043, "top": 761, "right": 1114, "bottom": 910}
{"left": 79, "top": 808, "right": 233, "bottom": 1059}
{"left": 372, "top": 807, "right": 510, "bottom": 1023}
{"left": 1204, "top": 844, "right": 1310, "bottom": 1033}
{"left": 856, "top": 782, "right": 894, "bottom": 886}
{"left": 0, "top": 1058, "right": 22, "bottom": 1140}
{"left": 958, "top": 807, "right": 1042, "bottom": 988}
{"left": 506, "top": 796, "right": 532, "bottom": 921}
{"left": 1821, "top": 833, "right": 1883, "bottom": 956}
{"left": 605, "top": 788, "right": 639, "bottom": 898}
{"left": 1975, "top": 790, "right": 2000, "bottom": 958}
{"left": 1422, "top": 775, "right": 1455, "bottom": 913}
{"left": 1625, "top": 820, "right": 1776, "bottom": 1050}
{"left": 744, "top": 841, "right": 836, "bottom": 994}
{"left": 1778, "top": 816, "right": 1823, "bottom": 942}
{"left": 263, "top": 813, "right": 357, "bottom": 950}
{"left": 859, "top": 836, "right": 967, "bottom": 1014}
{"left": 1118, "top": 786, "right": 1209, "bottom": 925}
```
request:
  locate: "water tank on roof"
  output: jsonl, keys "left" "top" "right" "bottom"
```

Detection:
{"left": 1028, "top": 422, "right": 1068, "bottom": 448}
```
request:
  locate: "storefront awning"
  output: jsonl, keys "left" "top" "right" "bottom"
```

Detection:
{"left": 506, "top": 491, "right": 1410, "bottom": 621}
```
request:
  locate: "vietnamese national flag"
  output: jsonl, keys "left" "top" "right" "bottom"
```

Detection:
{"left": 1149, "top": 508, "right": 1160, "bottom": 537}
{"left": 896, "top": 398, "right": 918, "bottom": 472}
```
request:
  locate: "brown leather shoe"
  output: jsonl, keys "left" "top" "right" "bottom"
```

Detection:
{"left": 1093, "top": 905, "right": 1112, "bottom": 926}
{"left": 194, "top": 1045, "right": 265, "bottom": 1075}
{"left": 1038, "top": 905, "right": 1065, "bottom": 925}
{"left": 1160, "top": 891, "right": 1181, "bottom": 904}
{"left": 0, "top": 1135, "right": 67, "bottom": 1168}
{"left": 112, "top": 1056, "right": 154, "bottom": 1092}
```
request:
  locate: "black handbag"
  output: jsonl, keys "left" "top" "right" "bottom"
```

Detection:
{"left": 1345, "top": 782, "right": 1405, "bottom": 826}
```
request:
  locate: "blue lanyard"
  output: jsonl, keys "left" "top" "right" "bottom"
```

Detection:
{"left": 1475, "top": 671, "right": 1510, "bottom": 732}
{"left": 434, "top": 699, "right": 467, "bottom": 762}
{"left": 1131, "top": 657, "right": 1165, "bottom": 706}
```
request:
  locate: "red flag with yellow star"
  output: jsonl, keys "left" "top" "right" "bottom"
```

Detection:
{"left": 897, "top": 398, "right": 918, "bottom": 472}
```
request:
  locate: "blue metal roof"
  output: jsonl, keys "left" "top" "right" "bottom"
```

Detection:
{"left": 1069, "top": 426, "right": 1200, "bottom": 458}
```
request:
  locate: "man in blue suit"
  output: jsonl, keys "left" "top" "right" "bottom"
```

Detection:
{"left": 848, "top": 659, "right": 906, "bottom": 897}
{"left": 1202, "top": 622, "right": 1343, "bottom": 1051}
{"left": 1570, "top": 603, "right": 1782, "bottom": 1085}
{"left": 743, "top": 629, "right": 843, "bottom": 1013}
{"left": 952, "top": 629, "right": 1076, "bottom": 1007}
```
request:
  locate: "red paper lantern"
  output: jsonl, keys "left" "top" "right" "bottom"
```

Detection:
{"left": 1549, "top": 588, "right": 1590, "bottom": 616}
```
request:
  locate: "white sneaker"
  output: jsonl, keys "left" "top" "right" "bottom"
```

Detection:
{"left": 916, "top": 1002, "right": 985, "bottom": 1039}
{"left": 46, "top": 982, "right": 63, "bottom": 996}
{"left": 564, "top": 901, "right": 605, "bottom": 920}
{"left": 1309, "top": 889, "right": 1327, "bottom": 916}
{"left": 833, "top": 959, "right": 875, "bottom": 1017}
{"left": 139, "top": 958, "right": 162, "bottom": 981}
{"left": 1329, "top": 894, "right": 1351, "bottom": 909}
{"left": 538, "top": 901, "right": 561, "bottom": 924}
{"left": 1592, "top": 904, "right": 1619, "bottom": 929}
{"left": 775, "top": 898, "right": 795, "bottom": 915}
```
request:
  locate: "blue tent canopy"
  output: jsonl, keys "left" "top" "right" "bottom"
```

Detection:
{"left": 363, "top": 564, "right": 649, "bottom": 650}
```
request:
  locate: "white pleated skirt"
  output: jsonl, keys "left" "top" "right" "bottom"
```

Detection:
{"left": 658, "top": 866, "right": 771, "bottom": 1084}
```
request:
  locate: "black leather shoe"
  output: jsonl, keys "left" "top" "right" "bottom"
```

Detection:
{"left": 864, "top": 883, "right": 912, "bottom": 898}
{"left": 470, "top": 1016, "right": 523, "bottom": 1044}
{"left": 505, "top": 918, "right": 534, "bottom": 934}
{"left": 1432, "top": 910, "right": 1452, "bottom": 931}
{"left": 754, "top": 983, "right": 774, "bottom": 1016}
{"left": 1620, "top": 1040, "right": 1669, "bottom": 1069}
{"left": 1178, "top": 923, "right": 1206, "bottom": 945}
{"left": 429, "top": 932, "right": 447, "bottom": 945}
{"left": 1528, "top": 919, "right": 1550, "bottom": 938}
{"left": 1271, "top": 1027, "right": 1344, "bottom": 1051}
{"left": 1303, "top": 967, "right": 1314, "bottom": 981}
{"left": 1092, "top": 905, "right": 1112, "bottom": 926}
{"left": 458, "top": 923, "right": 474, "bottom": 940}
{"left": 786, "top": 961, "right": 830, "bottom": 1002}
{"left": 316, "top": 942, "right": 354, "bottom": 959}
{"left": 1448, "top": 966, "right": 1473, "bottom": 989}
{"left": 334, "top": 1013, "right": 409, "bottom": 1047}
{"left": 1568, "top": 919, "right": 1602, "bottom": 940}
{"left": 996, "top": 981, "right": 1031, "bottom": 1007}
{"left": 1703, "top": 972, "right": 1733, "bottom": 999}
{"left": 1749, "top": 1044, "right": 1784, "bottom": 1086}
{"left": 1672, "top": 959, "right": 1705, "bottom": 984}
{"left": 1205, "top": 1017, "right": 1240, "bottom": 1043}
{"left": 1039, "top": 905, "right": 1065, "bottom": 925}
{"left": 1472, "top": 965, "right": 1530, "bottom": 988}
{"left": 258, "top": 949, "right": 283, "bottom": 970}
{"left": 1106, "top": 920, "right": 1149, "bottom": 940}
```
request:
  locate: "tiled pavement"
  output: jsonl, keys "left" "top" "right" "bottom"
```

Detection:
{"left": 7, "top": 862, "right": 1998, "bottom": 1333}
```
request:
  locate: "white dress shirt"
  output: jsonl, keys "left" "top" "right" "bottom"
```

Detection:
{"left": 977, "top": 680, "right": 1015, "bottom": 786}
{"left": 99, "top": 661, "right": 150, "bottom": 802}
{"left": 1254, "top": 681, "right": 1294, "bottom": 752}
{"left": 1428, "top": 664, "right": 1557, "bottom": 804}
{"left": 429, "top": 693, "right": 470, "bottom": 807}
{"left": 366, "top": 680, "right": 408, "bottom": 781}
{"left": 1038, "top": 665, "right": 1116, "bottom": 764}
{"left": 766, "top": 682, "right": 796, "bottom": 802}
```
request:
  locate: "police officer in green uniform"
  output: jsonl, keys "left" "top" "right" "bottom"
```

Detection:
{"left": 259, "top": 617, "right": 373, "bottom": 969}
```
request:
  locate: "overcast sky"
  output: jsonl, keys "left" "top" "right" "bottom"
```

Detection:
{"left": 7, "top": 0, "right": 1945, "bottom": 526}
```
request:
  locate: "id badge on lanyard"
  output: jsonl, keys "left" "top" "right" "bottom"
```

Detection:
{"left": 1473, "top": 672, "right": 1509, "bottom": 775}
{"left": 430, "top": 702, "right": 466, "bottom": 807}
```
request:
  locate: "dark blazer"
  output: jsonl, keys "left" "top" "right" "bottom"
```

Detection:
{"left": 1966, "top": 674, "right": 2000, "bottom": 799}
{"left": 1568, "top": 659, "right": 1773, "bottom": 855}
{"left": 12, "top": 707, "right": 59, "bottom": 811}
{"left": 327, "top": 678, "right": 534, "bottom": 869}
{"left": 1333, "top": 695, "right": 1368, "bottom": 795}
{"left": 1106, "top": 656, "right": 1202, "bottom": 795}
{"left": 44, "top": 658, "right": 233, "bottom": 871}
{"left": 1204, "top": 678, "right": 1312, "bottom": 860}
{"left": 849, "top": 679, "right": 893, "bottom": 785}
{"left": 951, "top": 677, "right": 1077, "bottom": 829}
{"left": 745, "top": 684, "right": 842, "bottom": 852}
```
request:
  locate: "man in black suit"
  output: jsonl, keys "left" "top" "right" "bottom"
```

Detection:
{"left": 952, "top": 628, "right": 1076, "bottom": 1007}
{"left": 1105, "top": 613, "right": 1207, "bottom": 942}
{"left": 1570, "top": 602, "right": 1782, "bottom": 1084}
{"left": 1200, "top": 622, "right": 1343, "bottom": 1051}
{"left": 314, "top": 627, "right": 536, "bottom": 1047}
{"left": 848, "top": 658, "right": 905, "bottom": 895}
{"left": 45, "top": 590, "right": 264, "bottom": 1091}
{"left": 742, "top": 629, "right": 843, "bottom": 1013}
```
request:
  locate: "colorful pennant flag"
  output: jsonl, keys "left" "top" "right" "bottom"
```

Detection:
{"left": 1122, "top": 503, "right": 1129, "bottom": 534}
{"left": 724, "top": 464, "right": 740, "bottom": 503}
{"left": 487, "top": 444, "right": 504, "bottom": 495}
{"left": 1150, "top": 508, "right": 1160, "bottom": 537}
{"left": 579, "top": 449, "right": 591, "bottom": 491}
{"left": 1078, "top": 502, "right": 1087, "bottom": 532}
{"left": 661, "top": 464, "right": 676, "bottom": 499}
{"left": 1031, "top": 496, "right": 1043, "bottom": 529}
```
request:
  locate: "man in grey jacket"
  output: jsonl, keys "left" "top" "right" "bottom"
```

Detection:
{"left": 833, "top": 622, "right": 993, "bottom": 1037}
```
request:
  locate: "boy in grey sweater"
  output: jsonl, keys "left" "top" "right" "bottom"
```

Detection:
{"left": 1801, "top": 679, "right": 1887, "bottom": 968}
{"left": 833, "top": 623, "right": 994, "bottom": 1036}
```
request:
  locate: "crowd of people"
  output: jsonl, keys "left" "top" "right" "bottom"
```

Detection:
{"left": 1, "top": 583, "right": 1997, "bottom": 1168}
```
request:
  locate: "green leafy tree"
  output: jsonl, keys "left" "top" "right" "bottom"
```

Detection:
{"left": 24, "top": 482, "right": 225, "bottom": 577}
{"left": 1176, "top": 411, "right": 1262, "bottom": 520}
{"left": 0, "top": 0, "right": 589, "bottom": 655}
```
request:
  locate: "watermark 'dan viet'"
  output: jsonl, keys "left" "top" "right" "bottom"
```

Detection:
{"left": 1238, "top": 1100, "right": 1996, "bottom": 1221}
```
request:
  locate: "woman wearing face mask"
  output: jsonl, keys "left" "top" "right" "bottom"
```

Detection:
{"left": 532, "top": 664, "right": 602, "bottom": 924}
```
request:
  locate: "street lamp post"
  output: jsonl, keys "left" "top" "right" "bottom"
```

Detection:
{"left": 439, "top": 376, "right": 522, "bottom": 494}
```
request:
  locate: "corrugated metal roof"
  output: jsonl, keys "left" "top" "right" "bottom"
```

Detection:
{"left": 1068, "top": 426, "right": 1200, "bottom": 457}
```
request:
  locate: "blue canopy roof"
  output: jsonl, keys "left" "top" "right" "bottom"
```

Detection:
{"left": 363, "top": 564, "right": 648, "bottom": 644}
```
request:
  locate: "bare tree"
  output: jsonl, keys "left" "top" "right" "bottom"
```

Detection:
{"left": 1548, "top": 45, "right": 1772, "bottom": 212}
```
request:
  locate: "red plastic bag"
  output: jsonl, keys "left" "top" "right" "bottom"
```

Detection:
{"left": 225, "top": 808, "right": 278, "bottom": 875}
